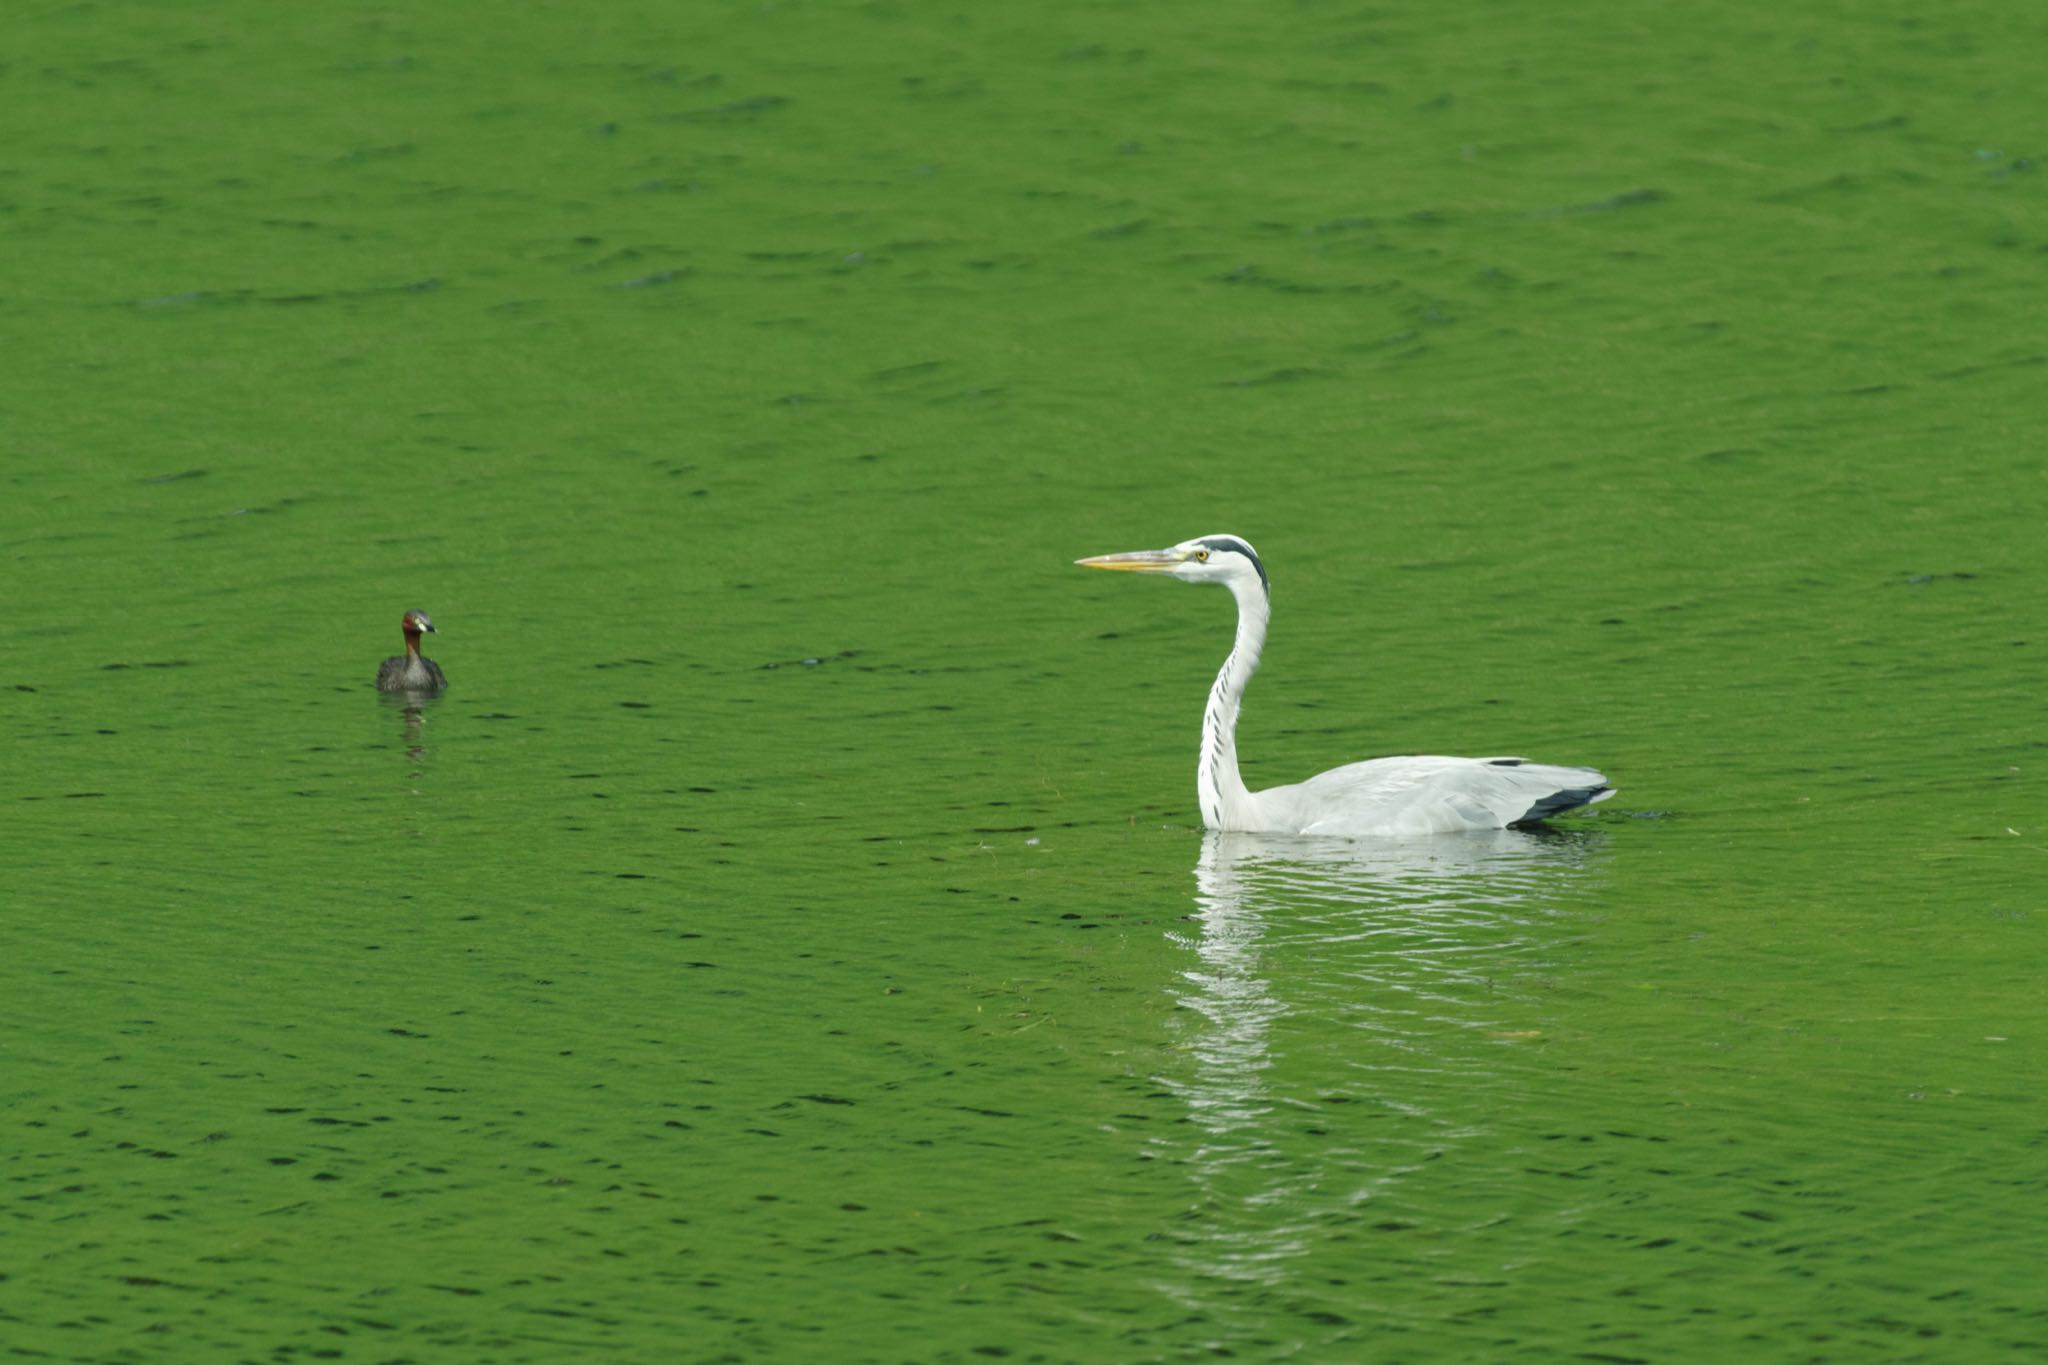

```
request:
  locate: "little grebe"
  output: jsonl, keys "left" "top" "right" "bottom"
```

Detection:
{"left": 376, "top": 610, "right": 449, "bottom": 692}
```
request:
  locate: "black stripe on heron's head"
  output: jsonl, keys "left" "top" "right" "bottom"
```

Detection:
{"left": 1198, "top": 536, "right": 1268, "bottom": 590}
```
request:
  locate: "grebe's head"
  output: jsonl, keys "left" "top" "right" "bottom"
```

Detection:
{"left": 402, "top": 610, "right": 437, "bottom": 634}
{"left": 1075, "top": 534, "right": 1268, "bottom": 592}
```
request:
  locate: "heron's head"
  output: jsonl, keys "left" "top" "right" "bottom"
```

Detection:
{"left": 1076, "top": 534, "right": 1268, "bottom": 591}
{"left": 403, "top": 610, "right": 437, "bottom": 634}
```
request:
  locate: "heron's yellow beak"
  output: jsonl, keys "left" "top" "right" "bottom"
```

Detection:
{"left": 1075, "top": 549, "right": 1183, "bottom": 573}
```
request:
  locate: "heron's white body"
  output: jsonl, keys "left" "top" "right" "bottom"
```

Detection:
{"left": 1081, "top": 534, "right": 1614, "bottom": 838}
{"left": 1212, "top": 751, "right": 1613, "bottom": 838}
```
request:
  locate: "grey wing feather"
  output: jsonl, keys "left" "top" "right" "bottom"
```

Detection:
{"left": 1259, "top": 756, "right": 1611, "bottom": 837}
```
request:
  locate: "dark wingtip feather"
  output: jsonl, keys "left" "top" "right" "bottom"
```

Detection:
{"left": 1514, "top": 785, "right": 1613, "bottom": 824}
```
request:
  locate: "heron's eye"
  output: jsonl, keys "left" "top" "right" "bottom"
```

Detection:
{"left": 1194, "top": 549, "right": 1210, "bottom": 562}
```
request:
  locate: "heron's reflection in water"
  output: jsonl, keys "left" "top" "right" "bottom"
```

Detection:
{"left": 1155, "top": 827, "right": 1604, "bottom": 1296}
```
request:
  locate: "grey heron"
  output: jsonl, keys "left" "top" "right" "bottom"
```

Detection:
{"left": 376, "top": 610, "right": 449, "bottom": 693}
{"left": 1076, "top": 534, "right": 1613, "bottom": 836}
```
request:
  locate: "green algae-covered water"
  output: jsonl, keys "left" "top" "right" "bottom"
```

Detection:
{"left": 6, "top": 1, "right": 2043, "bottom": 1359}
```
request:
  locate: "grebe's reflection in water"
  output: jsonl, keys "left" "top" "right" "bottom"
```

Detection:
{"left": 1153, "top": 827, "right": 1606, "bottom": 1297}
{"left": 376, "top": 689, "right": 442, "bottom": 775}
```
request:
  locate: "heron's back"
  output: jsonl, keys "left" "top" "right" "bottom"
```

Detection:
{"left": 1248, "top": 755, "right": 1611, "bottom": 837}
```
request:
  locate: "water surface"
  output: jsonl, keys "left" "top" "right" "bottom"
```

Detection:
{"left": 5, "top": 0, "right": 2043, "bottom": 1359}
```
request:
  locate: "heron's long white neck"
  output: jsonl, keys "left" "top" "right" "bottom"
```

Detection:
{"left": 1198, "top": 576, "right": 1268, "bottom": 830}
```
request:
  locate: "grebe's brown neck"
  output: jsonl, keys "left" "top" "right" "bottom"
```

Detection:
{"left": 400, "top": 612, "right": 434, "bottom": 656}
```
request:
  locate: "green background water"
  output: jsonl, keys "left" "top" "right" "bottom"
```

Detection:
{"left": 5, "top": 0, "right": 2042, "bottom": 1359}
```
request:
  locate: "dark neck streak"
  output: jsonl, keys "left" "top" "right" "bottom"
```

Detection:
{"left": 1196, "top": 578, "right": 1267, "bottom": 830}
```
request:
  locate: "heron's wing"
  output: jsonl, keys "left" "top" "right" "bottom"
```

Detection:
{"left": 1259, "top": 755, "right": 1611, "bottom": 837}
